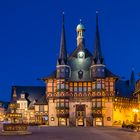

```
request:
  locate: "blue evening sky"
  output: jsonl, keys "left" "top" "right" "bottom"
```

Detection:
{"left": 0, "top": 0, "right": 140, "bottom": 101}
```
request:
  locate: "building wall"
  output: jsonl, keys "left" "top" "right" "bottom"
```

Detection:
{"left": 113, "top": 107, "right": 140, "bottom": 125}
{"left": 48, "top": 99, "right": 58, "bottom": 126}
{"left": 0, "top": 107, "right": 4, "bottom": 121}
{"left": 104, "top": 99, "right": 113, "bottom": 126}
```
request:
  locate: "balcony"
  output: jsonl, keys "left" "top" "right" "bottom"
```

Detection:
{"left": 92, "top": 113, "right": 103, "bottom": 118}
{"left": 92, "top": 88, "right": 106, "bottom": 91}
{"left": 56, "top": 89, "right": 69, "bottom": 92}
{"left": 92, "top": 107, "right": 103, "bottom": 118}
{"left": 57, "top": 112, "right": 69, "bottom": 118}
{"left": 56, "top": 106, "right": 69, "bottom": 110}
{"left": 92, "top": 107, "right": 103, "bottom": 110}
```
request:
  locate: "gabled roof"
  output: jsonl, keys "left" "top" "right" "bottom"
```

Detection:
{"left": 105, "top": 68, "right": 118, "bottom": 78}
{"left": 69, "top": 47, "right": 92, "bottom": 59}
{"left": 35, "top": 94, "right": 48, "bottom": 105}
{"left": 41, "top": 70, "right": 57, "bottom": 80}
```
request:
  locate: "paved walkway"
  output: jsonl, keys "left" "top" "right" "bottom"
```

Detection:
{"left": 0, "top": 125, "right": 140, "bottom": 140}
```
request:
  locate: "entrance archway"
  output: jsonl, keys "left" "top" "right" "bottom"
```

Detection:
{"left": 76, "top": 105, "right": 85, "bottom": 126}
{"left": 134, "top": 114, "right": 137, "bottom": 123}
{"left": 77, "top": 118, "right": 84, "bottom": 126}
{"left": 59, "top": 118, "right": 66, "bottom": 126}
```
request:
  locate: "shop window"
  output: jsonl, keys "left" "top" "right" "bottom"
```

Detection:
{"left": 95, "top": 118, "right": 102, "bottom": 126}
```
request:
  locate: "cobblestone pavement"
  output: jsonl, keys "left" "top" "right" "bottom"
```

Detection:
{"left": 0, "top": 124, "right": 140, "bottom": 140}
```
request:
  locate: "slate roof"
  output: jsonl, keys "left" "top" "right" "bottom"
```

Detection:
{"left": 115, "top": 80, "right": 134, "bottom": 98}
{"left": 41, "top": 70, "right": 57, "bottom": 80}
{"left": 69, "top": 47, "right": 92, "bottom": 59}
{"left": 105, "top": 68, "right": 118, "bottom": 78}
{"left": 0, "top": 100, "right": 10, "bottom": 109}
{"left": 35, "top": 94, "right": 48, "bottom": 105}
{"left": 92, "top": 12, "right": 104, "bottom": 65}
{"left": 11, "top": 86, "right": 46, "bottom": 105}
{"left": 57, "top": 13, "right": 68, "bottom": 65}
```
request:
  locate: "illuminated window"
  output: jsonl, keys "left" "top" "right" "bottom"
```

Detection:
{"left": 74, "top": 87, "right": 77, "bottom": 92}
{"left": 83, "top": 87, "right": 87, "bottom": 92}
{"left": 61, "top": 83, "right": 65, "bottom": 89}
{"left": 35, "top": 105, "right": 39, "bottom": 111}
{"left": 102, "top": 83, "right": 105, "bottom": 89}
{"left": 92, "top": 84, "right": 95, "bottom": 89}
{"left": 79, "top": 82, "right": 82, "bottom": 86}
{"left": 70, "top": 82, "right": 73, "bottom": 86}
{"left": 65, "top": 102, "right": 69, "bottom": 107}
{"left": 40, "top": 105, "right": 44, "bottom": 111}
{"left": 110, "top": 87, "right": 114, "bottom": 91}
{"left": 92, "top": 102, "right": 96, "bottom": 107}
{"left": 74, "top": 83, "right": 77, "bottom": 86}
{"left": 60, "top": 102, "right": 64, "bottom": 107}
{"left": 83, "top": 82, "right": 87, "bottom": 86}
{"left": 88, "top": 87, "right": 91, "bottom": 91}
{"left": 110, "top": 82, "right": 113, "bottom": 86}
{"left": 57, "top": 84, "right": 60, "bottom": 89}
{"left": 95, "top": 118, "right": 102, "bottom": 126}
{"left": 92, "top": 99, "right": 102, "bottom": 107}
{"left": 56, "top": 102, "right": 59, "bottom": 107}
{"left": 97, "top": 83, "right": 101, "bottom": 89}
{"left": 79, "top": 87, "right": 82, "bottom": 92}
{"left": 88, "top": 82, "right": 91, "bottom": 86}
{"left": 66, "top": 84, "right": 68, "bottom": 89}
{"left": 70, "top": 87, "right": 73, "bottom": 92}
{"left": 97, "top": 101, "right": 101, "bottom": 107}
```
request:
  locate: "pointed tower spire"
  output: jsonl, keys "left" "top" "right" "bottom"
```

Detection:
{"left": 90, "top": 11, "right": 105, "bottom": 78}
{"left": 130, "top": 68, "right": 135, "bottom": 89}
{"left": 93, "top": 11, "right": 104, "bottom": 64}
{"left": 12, "top": 87, "right": 17, "bottom": 102}
{"left": 56, "top": 13, "right": 70, "bottom": 79}
{"left": 58, "top": 12, "right": 67, "bottom": 65}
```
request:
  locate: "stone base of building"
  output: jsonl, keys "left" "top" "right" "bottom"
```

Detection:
{"left": 0, "top": 130, "right": 32, "bottom": 135}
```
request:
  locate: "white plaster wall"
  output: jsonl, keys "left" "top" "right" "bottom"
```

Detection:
{"left": 104, "top": 102, "right": 113, "bottom": 126}
{"left": 48, "top": 99, "right": 58, "bottom": 126}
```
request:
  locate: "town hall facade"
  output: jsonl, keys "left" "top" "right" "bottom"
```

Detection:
{"left": 41, "top": 12, "right": 140, "bottom": 127}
